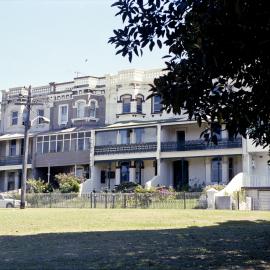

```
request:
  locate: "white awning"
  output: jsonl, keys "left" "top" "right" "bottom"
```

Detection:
{"left": 0, "top": 133, "right": 34, "bottom": 141}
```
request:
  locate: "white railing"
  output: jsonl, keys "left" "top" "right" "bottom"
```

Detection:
{"left": 243, "top": 174, "right": 270, "bottom": 187}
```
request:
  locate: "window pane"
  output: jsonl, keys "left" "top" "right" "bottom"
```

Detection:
{"left": 120, "top": 130, "right": 131, "bottom": 144}
{"left": 10, "top": 140, "right": 16, "bottom": 156}
{"left": 43, "top": 141, "right": 49, "bottom": 153}
{"left": 153, "top": 96, "right": 162, "bottom": 113}
{"left": 135, "top": 128, "right": 144, "bottom": 143}
{"left": 11, "top": 111, "right": 18, "bottom": 125}
{"left": 78, "top": 138, "right": 84, "bottom": 151}
{"left": 57, "top": 135, "right": 63, "bottom": 140}
{"left": 77, "top": 102, "right": 85, "bottom": 118}
{"left": 57, "top": 140, "right": 63, "bottom": 152}
{"left": 37, "top": 142, "right": 42, "bottom": 153}
{"left": 136, "top": 97, "right": 142, "bottom": 113}
{"left": 84, "top": 137, "right": 90, "bottom": 150}
{"left": 60, "top": 106, "right": 68, "bottom": 123}
{"left": 37, "top": 109, "right": 44, "bottom": 124}
{"left": 122, "top": 97, "right": 131, "bottom": 113}
{"left": 90, "top": 101, "right": 96, "bottom": 117}
{"left": 50, "top": 140, "right": 56, "bottom": 152}
{"left": 70, "top": 138, "right": 77, "bottom": 151}
{"left": 211, "top": 158, "right": 222, "bottom": 183}
{"left": 64, "top": 140, "right": 70, "bottom": 152}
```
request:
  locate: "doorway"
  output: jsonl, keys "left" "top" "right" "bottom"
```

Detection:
{"left": 177, "top": 131, "right": 185, "bottom": 150}
{"left": 120, "top": 162, "right": 130, "bottom": 183}
{"left": 173, "top": 160, "right": 189, "bottom": 190}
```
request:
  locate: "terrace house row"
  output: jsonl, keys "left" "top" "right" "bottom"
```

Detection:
{"left": 0, "top": 69, "right": 269, "bottom": 208}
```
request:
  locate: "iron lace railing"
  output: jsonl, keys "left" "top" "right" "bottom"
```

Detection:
{"left": 161, "top": 138, "right": 242, "bottom": 152}
{"left": 95, "top": 142, "right": 157, "bottom": 155}
{"left": 0, "top": 155, "right": 32, "bottom": 166}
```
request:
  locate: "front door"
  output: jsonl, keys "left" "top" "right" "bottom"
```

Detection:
{"left": 177, "top": 131, "right": 185, "bottom": 150}
{"left": 120, "top": 162, "right": 130, "bottom": 183}
{"left": 173, "top": 160, "right": 189, "bottom": 190}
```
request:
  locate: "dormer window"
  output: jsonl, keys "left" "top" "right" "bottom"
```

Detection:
{"left": 89, "top": 101, "right": 96, "bottom": 117}
{"left": 152, "top": 95, "right": 162, "bottom": 113}
{"left": 122, "top": 95, "right": 131, "bottom": 113}
{"left": 77, "top": 101, "right": 85, "bottom": 118}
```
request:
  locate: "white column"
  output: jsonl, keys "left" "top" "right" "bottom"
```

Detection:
{"left": 221, "top": 124, "right": 228, "bottom": 139}
{"left": 115, "top": 167, "right": 121, "bottom": 185}
{"left": 157, "top": 124, "right": 161, "bottom": 176}
{"left": 116, "top": 131, "right": 121, "bottom": 144}
{"left": 5, "top": 141, "right": 9, "bottom": 156}
{"left": 222, "top": 157, "right": 228, "bottom": 183}
{"left": 15, "top": 171, "right": 19, "bottom": 190}
{"left": 205, "top": 158, "right": 211, "bottom": 185}
{"left": 4, "top": 171, "right": 8, "bottom": 191}
{"left": 129, "top": 161, "right": 136, "bottom": 182}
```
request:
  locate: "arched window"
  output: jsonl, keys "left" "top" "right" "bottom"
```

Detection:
{"left": 76, "top": 101, "right": 85, "bottom": 118}
{"left": 136, "top": 95, "right": 144, "bottom": 113}
{"left": 89, "top": 101, "right": 96, "bottom": 117}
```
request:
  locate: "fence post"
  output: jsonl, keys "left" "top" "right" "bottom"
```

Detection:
{"left": 49, "top": 192, "right": 52, "bottom": 208}
{"left": 135, "top": 193, "right": 138, "bottom": 208}
{"left": 123, "top": 194, "right": 127, "bottom": 208}
{"left": 94, "top": 192, "right": 97, "bottom": 208}
{"left": 105, "top": 191, "right": 108, "bottom": 209}
{"left": 112, "top": 194, "right": 115, "bottom": 209}
{"left": 183, "top": 192, "right": 186, "bottom": 209}
{"left": 90, "top": 192, "right": 93, "bottom": 208}
{"left": 237, "top": 191, "right": 240, "bottom": 210}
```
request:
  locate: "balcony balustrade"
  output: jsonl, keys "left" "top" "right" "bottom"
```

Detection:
{"left": 161, "top": 138, "right": 242, "bottom": 152}
{"left": 243, "top": 174, "right": 270, "bottom": 188}
{"left": 95, "top": 142, "right": 157, "bottom": 155}
{"left": 0, "top": 156, "right": 32, "bottom": 166}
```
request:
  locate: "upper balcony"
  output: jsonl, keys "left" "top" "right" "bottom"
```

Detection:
{"left": 161, "top": 138, "right": 242, "bottom": 152}
{"left": 0, "top": 156, "right": 32, "bottom": 166}
{"left": 160, "top": 138, "right": 243, "bottom": 158}
{"left": 95, "top": 142, "right": 157, "bottom": 155}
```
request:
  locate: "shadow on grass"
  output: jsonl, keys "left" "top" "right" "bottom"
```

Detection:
{"left": 1, "top": 220, "right": 270, "bottom": 270}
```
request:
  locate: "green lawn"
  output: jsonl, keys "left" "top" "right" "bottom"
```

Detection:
{"left": 0, "top": 209, "right": 270, "bottom": 269}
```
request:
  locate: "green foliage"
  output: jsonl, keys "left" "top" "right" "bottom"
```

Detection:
{"left": 232, "top": 190, "right": 246, "bottom": 203}
{"left": 134, "top": 185, "right": 156, "bottom": 193}
{"left": 55, "top": 174, "right": 82, "bottom": 193}
{"left": 110, "top": 0, "right": 270, "bottom": 147}
{"left": 27, "top": 178, "right": 52, "bottom": 193}
{"left": 113, "top": 182, "right": 139, "bottom": 193}
{"left": 203, "top": 184, "right": 225, "bottom": 193}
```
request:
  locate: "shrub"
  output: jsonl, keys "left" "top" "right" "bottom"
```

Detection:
{"left": 113, "top": 182, "right": 138, "bottom": 193}
{"left": 134, "top": 185, "right": 157, "bottom": 193}
{"left": 203, "top": 184, "right": 225, "bottom": 193}
{"left": 55, "top": 173, "right": 82, "bottom": 193}
{"left": 26, "top": 178, "right": 52, "bottom": 193}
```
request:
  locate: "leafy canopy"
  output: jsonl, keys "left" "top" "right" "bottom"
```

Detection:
{"left": 109, "top": 0, "right": 270, "bottom": 146}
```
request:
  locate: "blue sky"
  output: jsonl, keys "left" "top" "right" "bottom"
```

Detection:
{"left": 0, "top": 0, "right": 167, "bottom": 90}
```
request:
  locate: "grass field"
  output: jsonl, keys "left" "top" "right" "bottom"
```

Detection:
{"left": 0, "top": 209, "right": 270, "bottom": 269}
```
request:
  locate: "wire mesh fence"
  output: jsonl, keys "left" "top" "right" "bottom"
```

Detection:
{"left": 24, "top": 192, "right": 206, "bottom": 209}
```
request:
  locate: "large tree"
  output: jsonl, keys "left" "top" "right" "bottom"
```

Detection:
{"left": 109, "top": 0, "right": 270, "bottom": 146}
